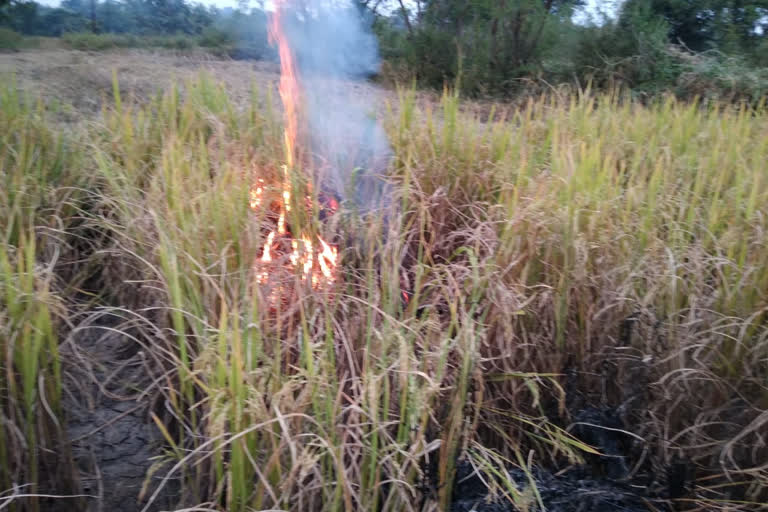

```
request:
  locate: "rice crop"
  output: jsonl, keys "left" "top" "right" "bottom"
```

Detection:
{"left": 1, "top": 71, "right": 766, "bottom": 511}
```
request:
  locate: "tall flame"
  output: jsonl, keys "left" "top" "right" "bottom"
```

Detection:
{"left": 251, "top": 0, "right": 339, "bottom": 301}
{"left": 270, "top": 0, "right": 298, "bottom": 168}
{"left": 270, "top": 0, "right": 296, "bottom": 240}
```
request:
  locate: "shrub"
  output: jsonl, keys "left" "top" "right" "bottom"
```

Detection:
{"left": 198, "top": 26, "right": 232, "bottom": 49}
{"left": 156, "top": 33, "right": 195, "bottom": 50}
{"left": 62, "top": 32, "right": 204, "bottom": 52}
{"left": 0, "top": 27, "right": 22, "bottom": 51}
{"left": 198, "top": 25, "right": 273, "bottom": 61}
{"left": 550, "top": 6, "right": 768, "bottom": 105}
{"left": 62, "top": 32, "right": 126, "bottom": 50}
{"left": 672, "top": 48, "right": 768, "bottom": 104}
{"left": 562, "top": 4, "right": 682, "bottom": 94}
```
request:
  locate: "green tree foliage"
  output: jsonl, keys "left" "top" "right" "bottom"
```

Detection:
{"left": 0, "top": 0, "right": 273, "bottom": 59}
{"left": 622, "top": 0, "right": 768, "bottom": 54}
{"left": 0, "top": 26, "right": 21, "bottom": 48}
{"left": 561, "top": 0, "right": 768, "bottom": 100}
{"left": 563, "top": 2, "right": 682, "bottom": 92}
{"left": 0, "top": 0, "right": 227, "bottom": 36}
{"left": 374, "top": 0, "right": 585, "bottom": 94}
{"left": 366, "top": 0, "right": 767, "bottom": 97}
{"left": 3, "top": 1, "right": 40, "bottom": 34}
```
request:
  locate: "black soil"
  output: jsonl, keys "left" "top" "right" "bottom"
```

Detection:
{"left": 449, "top": 407, "right": 680, "bottom": 512}
{"left": 59, "top": 316, "right": 179, "bottom": 512}
{"left": 451, "top": 463, "right": 666, "bottom": 512}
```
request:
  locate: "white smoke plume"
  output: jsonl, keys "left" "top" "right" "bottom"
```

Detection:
{"left": 280, "top": 0, "right": 392, "bottom": 206}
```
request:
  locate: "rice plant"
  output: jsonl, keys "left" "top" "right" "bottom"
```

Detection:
{"left": 0, "top": 79, "right": 87, "bottom": 511}
{"left": 1, "top": 70, "right": 767, "bottom": 511}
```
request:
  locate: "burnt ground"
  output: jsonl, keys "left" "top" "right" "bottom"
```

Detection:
{"left": 448, "top": 407, "right": 685, "bottom": 512}
{"left": 451, "top": 462, "right": 667, "bottom": 512}
{"left": 57, "top": 314, "right": 179, "bottom": 512}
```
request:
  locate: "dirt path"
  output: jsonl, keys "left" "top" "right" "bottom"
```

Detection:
{"left": 60, "top": 314, "right": 178, "bottom": 512}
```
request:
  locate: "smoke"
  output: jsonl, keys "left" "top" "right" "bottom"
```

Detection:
{"left": 284, "top": 2, "right": 381, "bottom": 79}
{"left": 281, "top": 0, "right": 392, "bottom": 206}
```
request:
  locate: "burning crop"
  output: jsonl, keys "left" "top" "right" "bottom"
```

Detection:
{"left": 250, "top": 163, "right": 339, "bottom": 303}
{"left": 251, "top": 0, "right": 340, "bottom": 305}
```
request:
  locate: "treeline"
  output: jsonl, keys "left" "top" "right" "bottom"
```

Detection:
{"left": 1, "top": 0, "right": 213, "bottom": 36}
{"left": 0, "top": 0, "right": 271, "bottom": 58}
{"left": 371, "top": 0, "right": 768, "bottom": 98}
{"left": 1, "top": 0, "right": 768, "bottom": 100}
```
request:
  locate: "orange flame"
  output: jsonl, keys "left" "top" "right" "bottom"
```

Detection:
{"left": 249, "top": 178, "right": 265, "bottom": 209}
{"left": 270, "top": 0, "right": 299, "bottom": 167}
{"left": 251, "top": 0, "right": 339, "bottom": 300}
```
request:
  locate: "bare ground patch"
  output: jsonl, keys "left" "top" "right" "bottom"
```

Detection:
{"left": 0, "top": 48, "right": 400, "bottom": 122}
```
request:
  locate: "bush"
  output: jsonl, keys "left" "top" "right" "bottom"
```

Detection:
{"left": 62, "top": 32, "right": 133, "bottom": 50}
{"left": 0, "top": 27, "right": 22, "bottom": 51}
{"left": 562, "top": 5, "right": 681, "bottom": 94}
{"left": 755, "top": 40, "right": 768, "bottom": 68}
{"left": 671, "top": 48, "right": 768, "bottom": 104}
{"left": 62, "top": 32, "right": 199, "bottom": 52}
{"left": 145, "top": 33, "right": 194, "bottom": 50}
{"left": 60, "top": 30, "right": 274, "bottom": 60}
{"left": 551, "top": 5, "right": 768, "bottom": 105}
{"left": 198, "top": 24, "right": 271, "bottom": 61}
{"left": 198, "top": 26, "right": 232, "bottom": 49}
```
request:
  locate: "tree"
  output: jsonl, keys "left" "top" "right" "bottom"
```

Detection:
{"left": 61, "top": 0, "right": 87, "bottom": 16}
{"left": 621, "top": 0, "right": 768, "bottom": 52}
{"left": 0, "top": 0, "right": 225, "bottom": 37}
{"left": 383, "top": 0, "right": 585, "bottom": 93}
{"left": 0, "top": 0, "right": 8, "bottom": 22}
{"left": 5, "top": 0, "right": 38, "bottom": 33}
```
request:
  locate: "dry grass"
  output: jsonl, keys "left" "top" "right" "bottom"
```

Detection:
{"left": 0, "top": 49, "right": 396, "bottom": 121}
{"left": 1, "top": 52, "right": 767, "bottom": 511}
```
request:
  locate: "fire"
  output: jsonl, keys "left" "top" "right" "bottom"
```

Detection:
{"left": 249, "top": 178, "right": 265, "bottom": 209}
{"left": 270, "top": 0, "right": 299, "bottom": 167}
{"left": 250, "top": 0, "right": 339, "bottom": 300}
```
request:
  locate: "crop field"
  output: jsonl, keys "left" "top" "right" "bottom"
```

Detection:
{"left": 1, "top": 48, "right": 767, "bottom": 512}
